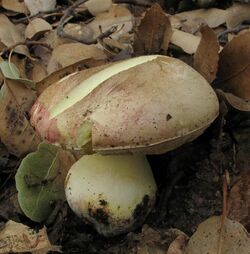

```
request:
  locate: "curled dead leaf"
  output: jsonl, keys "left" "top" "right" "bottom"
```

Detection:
{"left": 193, "top": 25, "right": 219, "bottom": 83}
{"left": 216, "top": 31, "right": 250, "bottom": 100}
{"left": 0, "top": 14, "right": 29, "bottom": 56}
{"left": 216, "top": 89, "right": 250, "bottom": 112}
{"left": 25, "top": 18, "right": 52, "bottom": 40}
{"left": 133, "top": 3, "right": 172, "bottom": 55}
{"left": 1, "top": 0, "right": 28, "bottom": 14}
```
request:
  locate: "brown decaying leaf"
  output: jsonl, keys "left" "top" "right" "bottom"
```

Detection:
{"left": 185, "top": 216, "right": 250, "bottom": 254}
{"left": 25, "top": 18, "right": 52, "bottom": 40}
{"left": 37, "top": 58, "right": 108, "bottom": 95}
{"left": 0, "top": 220, "right": 61, "bottom": 253}
{"left": 133, "top": 3, "right": 172, "bottom": 55}
{"left": 47, "top": 43, "right": 107, "bottom": 74}
{"left": 226, "top": 3, "right": 250, "bottom": 29}
{"left": 228, "top": 170, "right": 250, "bottom": 231}
{"left": 216, "top": 89, "right": 250, "bottom": 112}
{"left": 1, "top": 0, "right": 28, "bottom": 14}
{"left": 216, "top": 31, "right": 250, "bottom": 100}
{"left": 193, "top": 25, "right": 219, "bottom": 83}
{"left": 0, "top": 14, "right": 28, "bottom": 56}
{"left": 0, "top": 79, "right": 41, "bottom": 157}
{"left": 24, "top": 0, "right": 57, "bottom": 15}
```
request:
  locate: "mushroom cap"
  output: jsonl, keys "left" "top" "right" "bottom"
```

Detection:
{"left": 30, "top": 55, "right": 219, "bottom": 154}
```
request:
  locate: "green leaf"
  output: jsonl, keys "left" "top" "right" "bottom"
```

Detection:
{"left": 0, "top": 61, "right": 36, "bottom": 89}
{"left": 15, "top": 143, "right": 76, "bottom": 222}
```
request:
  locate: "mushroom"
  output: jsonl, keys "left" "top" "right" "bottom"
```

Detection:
{"left": 30, "top": 55, "right": 219, "bottom": 235}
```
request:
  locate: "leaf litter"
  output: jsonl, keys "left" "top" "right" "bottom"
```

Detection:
{"left": 0, "top": 0, "right": 249, "bottom": 253}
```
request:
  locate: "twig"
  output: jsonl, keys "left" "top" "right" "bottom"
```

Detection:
{"left": 217, "top": 24, "right": 250, "bottom": 39}
{"left": 217, "top": 170, "right": 230, "bottom": 254}
{"left": 57, "top": 0, "right": 118, "bottom": 44}
{"left": 57, "top": 0, "right": 88, "bottom": 37}
{"left": 113, "top": 0, "right": 153, "bottom": 6}
{"left": 0, "top": 41, "right": 52, "bottom": 55}
{"left": 12, "top": 7, "right": 63, "bottom": 23}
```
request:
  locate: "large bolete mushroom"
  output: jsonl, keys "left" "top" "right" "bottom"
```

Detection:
{"left": 30, "top": 55, "right": 219, "bottom": 154}
{"left": 30, "top": 55, "right": 219, "bottom": 236}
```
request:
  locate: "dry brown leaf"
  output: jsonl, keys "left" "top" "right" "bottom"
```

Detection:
{"left": 170, "top": 29, "right": 201, "bottom": 54}
{"left": 0, "top": 220, "right": 61, "bottom": 253}
{"left": 216, "top": 31, "right": 250, "bottom": 100}
{"left": 25, "top": 18, "right": 52, "bottom": 40}
{"left": 133, "top": 3, "right": 172, "bottom": 55}
{"left": 26, "top": 60, "right": 47, "bottom": 83}
{"left": 87, "top": 5, "right": 134, "bottom": 42}
{"left": 216, "top": 89, "right": 250, "bottom": 112}
{"left": 85, "top": 0, "right": 112, "bottom": 16}
{"left": 37, "top": 58, "right": 107, "bottom": 95}
{"left": 0, "top": 79, "right": 41, "bottom": 157}
{"left": 47, "top": 43, "right": 107, "bottom": 74}
{"left": 0, "top": 14, "right": 29, "bottom": 56}
{"left": 185, "top": 216, "right": 250, "bottom": 254}
{"left": 1, "top": 0, "right": 28, "bottom": 14}
{"left": 24, "top": 0, "right": 57, "bottom": 15}
{"left": 226, "top": 3, "right": 250, "bottom": 29}
{"left": 228, "top": 170, "right": 250, "bottom": 231}
{"left": 193, "top": 25, "right": 219, "bottom": 83}
{"left": 175, "top": 8, "right": 227, "bottom": 30}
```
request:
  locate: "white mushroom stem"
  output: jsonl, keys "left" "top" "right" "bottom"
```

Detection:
{"left": 65, "top": 154, "right": 157, "bottom": 236}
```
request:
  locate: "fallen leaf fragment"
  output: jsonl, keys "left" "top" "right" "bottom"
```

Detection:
{"left": 226, "top": 3, "right": 250, "bottom": 29}
{"left": 0, "top": 14, "right": 28, "bottom": 56}
{"left": 185, "top": 216, "right": 250, "bottom": 254}
{"left": 0, "top": 220, "right": 61, "bottom": 253}
{"left": 170, "top": 29, "right": 201, "bottom": 54}
{"left": 24, "top": 0, "right": 57, "bottom": 15}
{"left": 15, "top": 143, "right": 76, "bottom": 222}
{"left": 85, "top": 0, "right": 112, "bottom": 16}
{"left": 1, "top": 0, "right": 28, "bottom": 14}
{"left": 216, "top": 31, "right": 250, "bottom": 100}
{"left": 47, "top": 43, "right": 107, "bottom": 74}
{"left": 216, "top": 89, "right": 250, "bottom": 112}
{"left": 228, "top": 170, "right": 250, "bottom": 231}
{"left": 193, "top": 25, "right": 219, "bottom": 83}
{"left": 0, "top": 79, "right": 40, "bottom": 157}
{"left": 25, "top": 18, "right": 52, "bottom": 40}
{"left": 133, "top": 3, "right": 172, "bottom": 55}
